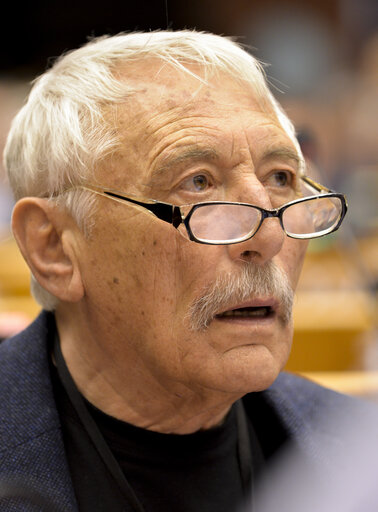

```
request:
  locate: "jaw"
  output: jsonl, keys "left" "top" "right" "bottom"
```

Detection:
{"left": 176, "top": 313, "right": 294, "bottom": 396}
{"left": 55, "top": 291, "right": 292, "bottom": 434}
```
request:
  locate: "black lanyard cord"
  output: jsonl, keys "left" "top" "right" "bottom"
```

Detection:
{"left": 54, "top": 335, "right": 254, "bottom": 511}
{"left": 53, "top": 334, "right": 145, "bottom": 512}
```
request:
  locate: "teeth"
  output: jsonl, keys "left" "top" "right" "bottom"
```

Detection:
{"left": 219, "top": 307, "right": 270, "bottom": 318}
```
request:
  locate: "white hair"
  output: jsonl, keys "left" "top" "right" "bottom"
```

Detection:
{"left": 3, "top": 30, "right": 301, "bottom": 310}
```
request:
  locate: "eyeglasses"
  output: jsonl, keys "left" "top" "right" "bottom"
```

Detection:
{"left": 75, "top": 176, "right": 347, "bottom": 245}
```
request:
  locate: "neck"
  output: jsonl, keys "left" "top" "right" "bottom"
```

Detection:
{"left": 55, "top": 309, "right": 241, "bottom": 434}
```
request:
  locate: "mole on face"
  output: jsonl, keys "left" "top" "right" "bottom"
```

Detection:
{"left": 113, "top": 277, "right": 119, "bottom": 284}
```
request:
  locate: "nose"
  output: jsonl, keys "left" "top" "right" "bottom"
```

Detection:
{"left": 227, "top": 181, "right": 285, "bottom": 264}
{"left": 227, "top": 215, "right": 285, "bottom": 264}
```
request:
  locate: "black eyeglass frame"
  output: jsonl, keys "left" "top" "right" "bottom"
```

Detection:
{"left": 74, "top": 176, "right": 347, "bottom": 245}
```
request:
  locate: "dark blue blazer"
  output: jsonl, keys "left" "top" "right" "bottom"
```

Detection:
{"left": 0, "top": 311, "right": 373, "bottom": 511}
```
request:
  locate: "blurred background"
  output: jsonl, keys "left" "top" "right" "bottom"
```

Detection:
{"left": 0, "top": 0, "right": 377, "bottom": 397}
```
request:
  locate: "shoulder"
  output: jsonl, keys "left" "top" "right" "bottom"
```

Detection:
{"left": 0, "top": 310, "right": 50, "bottom": 363}
{"left": 255, "top": 374, "right": 378, "bottom": 511}
{"left": 268, "top": 371, "right": 355, "bottom": 410}
{"left": 261, "top": 372, "right": 378, "bottom": 459}
{"left": 0, "top": 312, "right": 77, "bottom": 509}
{"left": 267, "top": 371, "right": 374, "bottom": 418}
{"left": 243, "top": 372, "right": 361, "bottom": 447}
{"left": 0, "top": 311, "right": 60, "bottom": 451}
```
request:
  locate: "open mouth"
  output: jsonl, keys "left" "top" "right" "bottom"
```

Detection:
{"left": 215, "top": 306, "right": 274, "bottom": 319}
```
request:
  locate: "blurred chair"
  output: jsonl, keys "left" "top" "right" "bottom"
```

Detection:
{"left": 0, "top": 235, "right": 39, "bottom": 339}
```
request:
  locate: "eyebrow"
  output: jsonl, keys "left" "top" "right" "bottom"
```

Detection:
{"left": 149, "top": 145, "right": 303, "bottom": 187}
{"left": 261, "top": 147, "right": 305, "bottom": 175}
{"left": 161, "top": 146, "right": 301, "bottom": 167}
{"left": 261, "top": 147, "right": 302, "bottom": 165}
{"left": 149, "top": 147, "right": 220, "bottom": 184}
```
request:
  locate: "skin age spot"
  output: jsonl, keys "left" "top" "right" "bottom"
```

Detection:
{"left": 142, "top": 251, "right": 145, "bottom": 256}
{"left": 113, "top": 277, "right": 120, "bottom": 284}
{"left": 153, "top": 240, "right": 158, "bottom": 246}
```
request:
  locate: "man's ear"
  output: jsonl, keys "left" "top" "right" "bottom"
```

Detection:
{"left": 11, "top": 197, "right": 84, "bottom": 303}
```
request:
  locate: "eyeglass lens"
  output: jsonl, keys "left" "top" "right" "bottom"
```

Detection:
{"left": 189, "top": 204, "right": 261, "bottom": 243}
{"left": 282, "top": 196, "right": 342, "bottom": 237}
{"left": 187, "top": 197, "right": 343, "bottom": 243}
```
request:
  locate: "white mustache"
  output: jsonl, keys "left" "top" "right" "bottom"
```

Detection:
{"left": 188, "top": 262, "right": 294, "bottom": 331}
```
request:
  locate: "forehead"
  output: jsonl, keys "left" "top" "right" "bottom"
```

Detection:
{"left": 103, "top": 61, "right": 297, "bottom": 188}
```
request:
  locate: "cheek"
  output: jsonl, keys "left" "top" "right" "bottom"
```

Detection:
{"left": 278, "top": 239, "right": 308, "bottom": 289}
{"left": 81, "top": 205, "right": 222, "bottom": 337}
{"left": 119, "top": 237, "right": 179, "bottom": 314}
{"left": 108, "top": 227, "right": 199, "bottom": 325}
{"left": 171, "top": 242, "right": 224, "bottom": 305}
{"left": 80, "top": 215, "right": 176, "bottom": 306}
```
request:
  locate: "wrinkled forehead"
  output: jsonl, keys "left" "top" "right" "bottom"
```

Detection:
{"left": 98, "top": 59, "right": 301, "bottom": 189}
{"left": 112, "top": 58, "right": 279, "bottom": 123}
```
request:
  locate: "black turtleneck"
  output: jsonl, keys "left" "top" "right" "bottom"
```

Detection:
{"left": 49, "top": 328, "right": 288, "bottom": 512}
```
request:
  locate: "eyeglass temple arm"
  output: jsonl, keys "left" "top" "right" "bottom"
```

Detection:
{"left": 103, "top": 190, "right": 183, "bottom": 228}
{"left": 301, "top": 176, "right": 348, "bottom": 215}
{"left": 301, "top": 175, "right": 333, "bottom": 193}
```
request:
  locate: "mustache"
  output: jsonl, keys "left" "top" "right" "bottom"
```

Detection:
{"left": 187, "top": 261, "right": 294, "bottom": 331}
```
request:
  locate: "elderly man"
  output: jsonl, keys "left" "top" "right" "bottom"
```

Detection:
{"left": 0, "top": 31, "right": 358, "bottom": 511}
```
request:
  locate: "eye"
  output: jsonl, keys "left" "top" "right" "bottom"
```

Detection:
{"left": 181, "top": 174, "right": 211, "bottom": 193}
{"left": 192, "top": 175, "right": 208, "bottom": 190}
{"left": 267, "top": 171, "right": 293, "bottom": 188}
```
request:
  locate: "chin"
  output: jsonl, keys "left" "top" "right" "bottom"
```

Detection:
{"left": 234, "top": 368, "right": 281, "bottom": 395}
{"left": 207, "top": 346, "right": 287, "bottom": 395}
